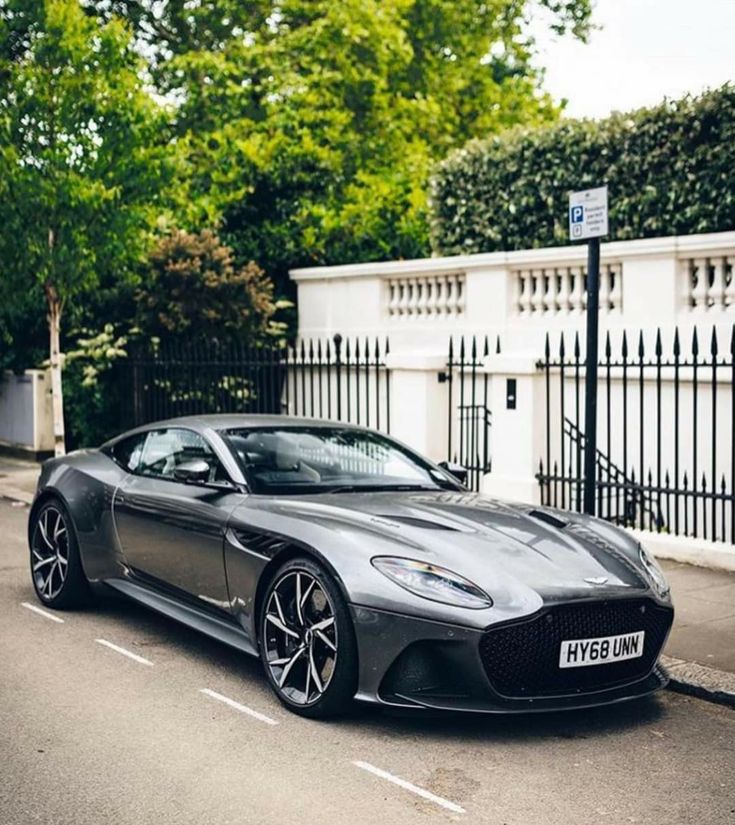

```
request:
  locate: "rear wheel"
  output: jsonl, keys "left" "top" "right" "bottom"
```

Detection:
{"left": 260, "top": 557, "right": 357, "bottom": 718}
{"left": 30, "top": 499, "right": 89, "bottom": 609}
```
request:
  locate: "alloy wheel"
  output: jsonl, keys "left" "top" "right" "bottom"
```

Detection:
{"left": 32, "top": 506, "right": 69, "bottom": 601}
{"left": 263, "top": 570, "right": 338, "bottom": 705}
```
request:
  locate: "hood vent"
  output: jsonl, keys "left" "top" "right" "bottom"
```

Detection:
{"left": 378, "top": 515, "right": 458, "bottom": 531}
{"left": 528, "top": 509, "right": 568, "bottom": 530}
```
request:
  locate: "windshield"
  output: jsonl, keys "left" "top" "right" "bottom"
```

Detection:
{"left": 221, "top": 426, "right": 460, "bottom": 495}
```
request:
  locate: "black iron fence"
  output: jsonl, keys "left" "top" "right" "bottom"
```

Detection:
{"left": 123, "top": 335, "right": 390, "bottom": 432}
{"left": 538, "top": 325, "right": 735, "bottom": 544}
{"left": 443, "top": 336, "right": 498, "bottom": 492}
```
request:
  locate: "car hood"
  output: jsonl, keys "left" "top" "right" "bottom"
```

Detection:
{"left": 245, "top": 490, "right": 651, "bottom": 604}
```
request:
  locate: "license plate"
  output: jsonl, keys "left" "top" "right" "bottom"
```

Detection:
{"left": 559, "top": 630, "right": 645, "bottom": 669}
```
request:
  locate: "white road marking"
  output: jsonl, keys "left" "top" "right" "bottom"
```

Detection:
{"left": 95, "top": 638, "right": 154, "bottom": 666}
{"left": 199, "top": 688, "right": 278, "bottom": 726}
{"left": 21, "top": 602, "right": 65, "bottom": 623}
{"left": 353, "top": 760, "right": 466, "bottom": 815}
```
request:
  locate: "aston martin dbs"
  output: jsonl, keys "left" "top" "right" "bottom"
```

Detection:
{"left": 28, "top": 415, "right": 674, "bottom": 717}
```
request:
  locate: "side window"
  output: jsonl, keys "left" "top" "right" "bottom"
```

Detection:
{"left": 137, "top": 428, "right": 228, "bottom": 483}
{"left": 111, "top": 433, "right": 147, "bottom": 472}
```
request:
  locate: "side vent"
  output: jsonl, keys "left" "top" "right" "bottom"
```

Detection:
{"left": 528, "top": 509, "right": 568, "bottom": 530}
{"left": 234, "top": 529, "right": 288, "bottom": 557}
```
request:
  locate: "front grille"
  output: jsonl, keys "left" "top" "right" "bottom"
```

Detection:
{"left": 479, "top": 598, "right": 673, "bottom": 699}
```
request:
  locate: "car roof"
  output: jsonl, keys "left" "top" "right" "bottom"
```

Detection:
{"left": 103, "top": 414, "right": 365, "bottom": 446}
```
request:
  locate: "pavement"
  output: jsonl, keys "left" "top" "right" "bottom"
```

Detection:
{"left": 1, "top": 498, "right": 734, "bottom": 825}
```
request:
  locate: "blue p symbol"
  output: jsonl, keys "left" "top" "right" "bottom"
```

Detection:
{"left": 571, "top": 205, "right": 584, "bottom": 224}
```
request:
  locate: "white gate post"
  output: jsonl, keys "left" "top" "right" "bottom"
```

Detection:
{"left": 481, "top": 355, "right": 545, "bottom": 505}
{"left": 384, "top": 354, "right": 449, "bottom": 464}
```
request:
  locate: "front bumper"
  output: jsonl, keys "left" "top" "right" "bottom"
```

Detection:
{"left": 350, "top": 601, "right": 672, "bottom": 714}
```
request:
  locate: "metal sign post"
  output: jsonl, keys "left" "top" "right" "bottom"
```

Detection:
{"left": 569, "top": 186, "right": 609, "bottom": 516}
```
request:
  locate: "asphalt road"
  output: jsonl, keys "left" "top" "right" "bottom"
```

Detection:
{"left": 1, "top": 499, "right": 733, "bottom": 825}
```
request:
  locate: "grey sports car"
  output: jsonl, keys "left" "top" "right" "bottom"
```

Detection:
{"left": 28, "top": 414, "right": 674, "bottom": 718}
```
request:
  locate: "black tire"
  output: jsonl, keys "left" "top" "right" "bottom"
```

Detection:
{"left": 29, "top": 498, "right": 90, "bottom": 609}
{"left": 259, "top": 557, "right": 358, "bottom": 719}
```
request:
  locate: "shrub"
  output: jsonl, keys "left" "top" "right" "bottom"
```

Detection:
{"left": 136, "top": 230, "right": 289, "bottom": 342}
{"left": 429, "top": 85, "right": 735, "bottom": 255}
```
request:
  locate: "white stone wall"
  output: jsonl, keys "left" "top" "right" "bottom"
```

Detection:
{"left": 292, "top": 230, "right": 735, "bottom": 357}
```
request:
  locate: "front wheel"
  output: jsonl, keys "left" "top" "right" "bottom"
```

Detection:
{"left": 29, "top": 499, "right": 89, "bottom": 609}
{"left": 260, "top": 557, "right": 358, "bottom": 718}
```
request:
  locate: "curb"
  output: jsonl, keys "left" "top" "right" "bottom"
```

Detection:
{"left": 662, "top": 655, "right": 735, "bottom": 710}
{"left": 0, "top": 485, "right": 33, "bottom": 505}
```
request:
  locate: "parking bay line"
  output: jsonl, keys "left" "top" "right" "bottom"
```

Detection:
{"left": 199, "top": 688, "right": 279, "bottom": 726}
{"left": 95, "top": 638, "right": 154, "bottom": 666}
{"left": 353, "top": 761, "right": 466, "bottom": 815}
{"left": 21, "top": 602, "right": 65, "bottom": 623}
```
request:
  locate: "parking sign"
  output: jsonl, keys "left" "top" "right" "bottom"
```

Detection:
{"left": 569, "top": 186, "right": 608, "bottom": 241}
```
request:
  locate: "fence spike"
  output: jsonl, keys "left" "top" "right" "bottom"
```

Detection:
{"left": 495, "top": 335, "right": 501, "bottom": 354}
{"left": 721, "top": 474, "right": 727, "bottom": 493}
{"left": 730, "top": 325, "right": 735, "bottom": 357}
{"left": 673, "top": 327, "right": 680, "bottom": 357}
{"left": 354, "top": 337, "right": 361, "bottom": 360}
{"left": 374, "top": 337, "right": 380, "bottom": 361}
{"left": 299, "top": 339, "right": 306, "bottom": 363}
{"left": 710, "top": 324, "right": 718, "bottom": 357}
{"left": 384, "top": 336, "right": 390, "bottom": 356}
{"left": 544, "top": 332, "right": 550, "bottom": 359}
{"left": 574, "top": 331, "right": 580, "bottom": 359}
{"left": 638, "top": 330, "right": 645, "bottom": 358}
{"left": 655, "top": 328, "right": 662, "bottom": 357}
{"left": 682, "top": 471, "right": 688, "bottom": 489}
{"left": 483, "top": 336, "right": 490, "bottom": 358}
{"left": 317, "top": 338, "right": 322, "bottom": 359}
{"left": 308, "top": 338, "right": 314, "bottom": 361}
{"left": 665, "top": 470, "right": 670, "bottom": 487}
{"left": 701, "top": 473, "right": 707, "bottom": 493}
{"left": 471, "top": 335, "right": 477, "bottom": 361}
{"left": 559, "top": 331, "right": 566, "bottom": 359}
{"left": 345, "top": 337, "right": 351, "bottom": 360}
{"left": 692, "top": 327, "right": 699, "bottom": 356}
{"left": 459, "top": 336, "right": 466, "bottom": 361}
{"left": 605, "top": 330, "right": 611, "bottom": 359}
{"left": 621, "top": 330, "right": 628, "bottom": 358}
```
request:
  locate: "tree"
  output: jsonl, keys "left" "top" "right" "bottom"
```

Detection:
{"left": 0, "top": 0, "right": 170, "bottom": 454}
{"left": 95, "top": 0, "right": 594, "bottom": 292}
{"left": 136, "top": 230, "right": 287, "bottom": 342}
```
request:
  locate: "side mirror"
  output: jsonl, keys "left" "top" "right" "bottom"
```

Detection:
{"left": 174, "top": 458, "right": 211, "bottom": 484}
{"left": 438, "top": 460, "right": 468, "bottom": 486}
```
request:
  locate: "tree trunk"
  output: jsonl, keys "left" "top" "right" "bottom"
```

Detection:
{"left": 45, "top": 283, "right": 66, "bottom": 457}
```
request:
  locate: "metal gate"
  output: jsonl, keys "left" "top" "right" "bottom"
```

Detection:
{"left": 443, "top": 336, "right": 496, "bottom": 491}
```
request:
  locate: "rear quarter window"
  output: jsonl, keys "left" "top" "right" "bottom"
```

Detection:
{"left": 109, "top": 433, "right": 147, "bottom": 472}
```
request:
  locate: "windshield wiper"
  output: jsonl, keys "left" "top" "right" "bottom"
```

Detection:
{"left": 323, "top": 484, "right": 439, "bottom": 494}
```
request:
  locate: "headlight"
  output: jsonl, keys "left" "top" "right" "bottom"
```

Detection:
{"left": 638, "top": 545, "right": 670, "bottom": 597}
{"left": 371, "top": 557, "right": 493, "bottom": 609}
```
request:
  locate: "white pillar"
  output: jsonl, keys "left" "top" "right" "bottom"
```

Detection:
{"left": 384, "top": 354, "right": 448, "bottom": 464}
{"left": 480, "top": 355, "right": 545, "bottom": 505}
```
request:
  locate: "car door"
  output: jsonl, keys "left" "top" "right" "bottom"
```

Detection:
{"left": 112, "top": 427, "right": 243, "bottom": 612}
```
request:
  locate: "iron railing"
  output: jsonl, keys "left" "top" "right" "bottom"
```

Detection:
{"left": 537, "top": 325, "right": 735, "bottom": 544}
{"left": 443, "top": 336, "right": 497, "bottom": 492}
{"left": 123, "top": 335, "right": 390, "bottom": 432}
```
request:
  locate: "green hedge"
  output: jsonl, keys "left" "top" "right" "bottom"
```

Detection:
{"left": 429, "top": 85, "right": 735, "bottom": 255}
